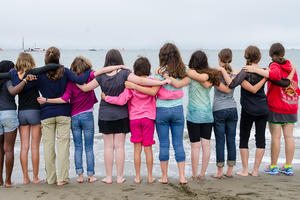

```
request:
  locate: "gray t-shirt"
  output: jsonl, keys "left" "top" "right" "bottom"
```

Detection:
{"left": 212, "top": 75, "right": 237, "bottom": 112}
{"left": 96, "top": 69, "right": 131, "bottom": 121}
{"left": 0, "top": 80, "right": 17, "bottom": 111}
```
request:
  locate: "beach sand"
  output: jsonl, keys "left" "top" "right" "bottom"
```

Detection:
{"left": 0, "top": 172, "right": 299, "bottom": 200}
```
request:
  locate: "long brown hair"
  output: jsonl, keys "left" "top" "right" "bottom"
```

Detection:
{"left": 15, "top": 52, "right": 36, "bottom": 73}
{"left": 158, "top": 43, "right": 186, "bottom": 79}
{"left": 104, "top": 49, "right": 124, "bottom": 67}
{"left": 70, "top": 56, "right": 92, "bottom": 75}
{"left": 45, "top": 47, "right": 64, "bottom": 81}
{"left": 244, "top": 46, "right": 261, "bottom": 65}
{"left": 188, "top": 50, "right": 220, "bottom": 86}
{"left": 218, "top": 48, "right": 233, "bottom": 74}
{"left": 269, "top": 43, "right": 286, "bottom": 65}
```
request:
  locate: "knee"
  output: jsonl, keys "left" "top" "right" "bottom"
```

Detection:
{"left": 21, "top": 145, "right": 30, "bottom": 153}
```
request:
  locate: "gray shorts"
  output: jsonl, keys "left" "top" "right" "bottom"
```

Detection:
{"left": 18, "top": 109, "right": 41, "bottom": 126}
{"left": 268, "top": 110, "right": 297, "bottom": 125}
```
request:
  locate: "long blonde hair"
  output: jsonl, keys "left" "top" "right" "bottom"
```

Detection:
{"left": 15, "top": 52, "right": 36, "bottom": 73}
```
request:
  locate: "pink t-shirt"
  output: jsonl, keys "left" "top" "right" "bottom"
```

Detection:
{"left": 61, "top": 71, "right": 98, "bottom": 117}
{"left": 105, "top": 82, "right": 183, "bottom": 120}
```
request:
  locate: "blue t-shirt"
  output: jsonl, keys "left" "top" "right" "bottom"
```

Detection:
{"left": 186, "top": 79, "right": 213, "bottom": 123}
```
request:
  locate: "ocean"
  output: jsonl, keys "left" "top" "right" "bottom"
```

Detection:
{"left": 1, "top": 49, "right": 300, "bottom": 183}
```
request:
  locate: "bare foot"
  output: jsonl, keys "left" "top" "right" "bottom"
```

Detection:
{"left": 117, "top": 177, "right": 126, "bottom": 184}
{"left": 211, "top": 174, "right": 223, "bottom": 179}
{"left": 33, "top": 178, "right": 44, "bottom": 184}
{"left": 23, "top": 178, "right": 31, "bottom": 185}
{"left": 57, "top": 181, "right": 68, "bottom": 186}
{"left": 148, "top": 177, "right": 156, "bottom": 183}
{"left": 180, "top": 177, "right": 187, "bottom": 184}
{"left": 77, "top": 174, "right": 84, "bottom": 183}
{"left": 249, "top": 171, "right": 259, "bottom": 177}
{"left": 101, "top": 178, "right": 112, "bottom": 184}
{"left": 197, "top": 175, "right": 206, "bottom": 180}
{"left": 88, "top": 176, "right": 98, "bottom": 183}
{"left": 134, "top": 177, "right": 142, "bottom": 184}
{"left": 158, "top": 177, "right": 168, "bottom": 184}
{"left": 5, "top": 182, "right": 14, "bottom": 188}
{"left": 236, "top": 171, "right": 248, "bottom": 177}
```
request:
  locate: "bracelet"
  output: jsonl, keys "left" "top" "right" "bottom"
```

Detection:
{"left": 46, "top": 98, "right": 48, "bottom": 103}
{"left": 23, "top": 79, "right": 27, "bottom": 84}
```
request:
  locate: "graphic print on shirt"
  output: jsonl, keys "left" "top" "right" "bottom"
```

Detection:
{"left": 280, "top": 80, "right": 300, "bottom": 104}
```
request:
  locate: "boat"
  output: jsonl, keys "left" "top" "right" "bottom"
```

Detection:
{"left": 89, "top": 48, "right": 97, "bottom": 51}
{"left": 23, "top": 38, "right": 45, "bottom": 52}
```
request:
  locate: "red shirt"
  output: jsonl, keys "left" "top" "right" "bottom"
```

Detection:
{"left": 267, "top": 60, "right": 299, "bottom": 114}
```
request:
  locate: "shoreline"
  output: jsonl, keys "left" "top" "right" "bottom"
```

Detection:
{"left": 0, "top": 172, "right": 299, "bottom": 200}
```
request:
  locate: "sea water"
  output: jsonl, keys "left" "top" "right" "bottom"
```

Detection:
{"left": 1, "top": 49, "right": 300, "bottom": 182}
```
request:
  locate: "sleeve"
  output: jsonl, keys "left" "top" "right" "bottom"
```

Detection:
{"left": 25, "top": 64, "right": 62, "bottom": 75}
{"left": 268, "top": 63, "right": 282, "bottom": 81}
{"left": 122, "top": 69, "right": 131, "bottom": 81}
{"left": 61, "top": 82, "right": 73, "bottom": 102}
{"left": 65, "top": 68, "right": 90, "bottom": 84}
{"left": 228, "top": 70, "right": 247, "bottom": 89}
{"left": 269, "top": 78, "right": 291, "bottom": 87}
{"left": 6, "top": 80, "right": 13, "bottom": 88}
{"left": 105, "top": 88, "right": 133, "bottom": 106}
{"left": 156, "top": 86, "right": 184, "bottom": 100}
{"left": 0, "top": 72, "right": 11, "bottom": 79}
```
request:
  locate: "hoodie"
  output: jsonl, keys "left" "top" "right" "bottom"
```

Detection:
{"left": 267, "top": 60, "right": 299, "bottom": 114}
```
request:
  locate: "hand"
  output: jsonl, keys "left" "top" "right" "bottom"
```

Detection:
{"left": 243, "top": 65, "right": 257, "bottom": 73}
{"left": 215, "top": 66, "right": 224, "bottom": 72}
{"left": 121, "top": 65, "right": 132, "bottom": 72}
{"left": 25, "top": 74, "right": 37, "bottom": 82}
{"left": 101, "top": 92, "right": 106, "bottom": 100}
{"left": 125, "top": 81, "right": 137, "bottom": 89}
{"left": 37, "top": 97, "right": 46, "bottom": 104}
{"left": 162, "top": 79, "right": 171, "bottom": 85}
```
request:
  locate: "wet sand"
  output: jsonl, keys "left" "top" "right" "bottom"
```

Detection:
{"left": 0, "top": 171, "right": 299, "bottom": 200}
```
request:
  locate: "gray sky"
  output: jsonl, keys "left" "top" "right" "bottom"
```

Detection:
{"left": 0, "top": 0, "right": 299, "bottom": 49}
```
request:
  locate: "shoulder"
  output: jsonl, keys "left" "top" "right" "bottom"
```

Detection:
{"left": 120, "top": 69, "right": 131, "bottom": 76}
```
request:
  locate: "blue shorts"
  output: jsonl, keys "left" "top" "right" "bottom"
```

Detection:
{"left": 18, "top": 109, "right": 41, "bottom": 126}
{"left": 0, "top": 110, "right": 19, "bottom": 135}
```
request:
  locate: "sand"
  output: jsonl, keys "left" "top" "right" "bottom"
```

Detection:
{"left": 0, "top": 172, "right": 299, "bottom": 200}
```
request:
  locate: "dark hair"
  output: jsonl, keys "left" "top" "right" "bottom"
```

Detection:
{"left": 269, "top": 43, "right": 286, "bottom": 65}
{"left": 188, "top": 50, "right": 220, "bottom": 86}
{"left": 244, "top": 45, "right": 261, "bottom": 65}
{"left": 218, "top": 48, "right": 233, "bottom": 74}
{"left": 158, "top": 43, "right": 186, "bottom": 79}
{"left": 104, "top": 49, "right": 124, "bottom": 67}
{"left": 0, "top": 60, "right": 14, "bottom": 88}
{"left": 133, "top": 57, "right": 151, "bottom": 76}
{"left": 70, "top": 56, "right": 92, "bottom": 75}
{"left": 45, "top": 47, "right": 64, "bottom": 81}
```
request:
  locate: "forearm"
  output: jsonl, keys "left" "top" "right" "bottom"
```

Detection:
{"left": 94, "top": 65, "right": 123, "bottom": 76}
{"left": 134, "top": 85, "right": 158, "bottom": 96}
{"left": 26, "top": 64, "right": 61, "bottom": 75}
{"left": 47, "top": 98, "right": 67, "bottom": 104}
{"left": 128, "top": 74, "right": 165, "bottom": 86}
{"left": 168, "top": 76, "right": 190, "bottom": 88}
{"left": 8, "top": 80, "right": 26, "bottom": 95}
{"left": 187, "top": 69, "right": 209, "bottom": 83}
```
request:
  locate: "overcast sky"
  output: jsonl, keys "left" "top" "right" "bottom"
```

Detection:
{"left": 0, "top": 0, "right": 299, "bottom": 49}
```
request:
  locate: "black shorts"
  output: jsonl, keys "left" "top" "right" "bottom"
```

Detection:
{"left": 98, "top": 117, "right": 130, "bottom": 134}
{"left": 187, "top": 121, "right": 213, "bottom": 142}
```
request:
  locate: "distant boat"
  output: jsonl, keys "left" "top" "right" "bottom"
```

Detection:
{"left": 22, "top": 38, "right": 45, "bottom": 52}
{"left": 89, "top": 48, "right": 97, "bottom": 51}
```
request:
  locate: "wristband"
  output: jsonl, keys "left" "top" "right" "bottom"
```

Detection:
{"left": 46, "top": 98, "right": 48, "bottom": 103}
{"left": 23, "top": 79, "right": 27, "bottom": 84}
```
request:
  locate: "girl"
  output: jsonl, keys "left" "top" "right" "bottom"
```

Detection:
{"left": 0, "top": 60, "right": 36, "bottom": 187}
{"left": 244, "top": 43, "right": 298, "bottom": 176}
{"left": 102, "top": 57, "right": 183, "bottom": 183}
{"left": 212, "top": 49, "right": 238, "bottom": 178}
{"left": 37, "top": 56, "right": 128, "bottom": 183}
{"left": 221, "top": 46, "right": 292, "bottom": 176}
{"left": 77, "top": 49, "right": 169, "bottom": 184}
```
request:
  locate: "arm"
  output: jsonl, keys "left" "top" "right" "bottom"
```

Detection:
{"left": 243, "top": 66, "right": 270, "bottom": 78}
{"left": 163, "top": 74, "right": 190, "bottom": 89}
{"left": 241, "top": 78, "right": 267, "bottom": 94}
{"left": 187, "top": 69, "right": 209, "bottom": 83}
{"left": 125, "top": 81, "right": 160, "bottom": 96}
{"left": 0, "top": 72, "right": 11, "bottom": 79}
{"left": 65, "top": 68, "right": 90, "bottom": 84}
{"left": 103, "top": 88, "right": 133, "bottom": 106}
{"left": 7, "top": 74, "right": 37, "bottom": 96}
{"left": 25, "top": 63, "right": 62, "bottom": 76}
{"left": 37, "top": 97, "right": 67, "bottom": 104}
{"left": 156, "top": 86, "right": 184, "bottom": 100}
{"left": 268, "top": 65, "right": 295, "bottom": 87}
{"left": 127, "top": 73, "right": 170, "bottom": 86}
{"left": 215, "top": 82, "right": 231, "bottom": 94}
{"left": 94, "top": 65, "right": 131, "bottom": 76}
{"left": 76, "top": 78, "right": 99, "bottom": 92}
{"left": 228, "top": 70, "right": 247, "bottom": 89}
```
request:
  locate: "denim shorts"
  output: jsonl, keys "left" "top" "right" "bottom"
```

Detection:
{"left": 0, "top": 110, "right": 19, "bottom": 135}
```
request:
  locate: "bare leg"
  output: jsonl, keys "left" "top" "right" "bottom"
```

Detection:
{"left": 102, "top": 134, "right": 114, "bottom": 184}
{"left": 282, "top": 124, "right": 295, "bottom": 165}
{"left": 159, "top": 161, "right": 168, "bottom": 183}
{"left": 190, "top": 142, "right": 200, "bottom": 178}
{"left": 31, "top": 125, "right": 43, "bottom": 183}
{"left": 177, "top": 161, "right": 187, "bottom": 184}
{"left": 4, "top": 129, "right": 17, "bottom": 187}
{"left": 236, "top": 148, "right": 249, "bottom": 176}
{"left": 250, "top": 148, "right": 265, "bottom": 176}
{"left": 226, "top": 166, "right": 233, "bottom": 177}
{"left": 269, "top": 124, "right": 282, "bottom": 166}
{"left": 134, "top": 143, "right": 142, "bottom": 183}
{"left": 199, "top": 138, "right": 210, "bottom": 178}
{"left": 0, "top": 135, "right": 4, "bottom": 185}
{"left": 212, "top": 167, "right": 223, "bottom": 178}
{"left": 144, "top": 146, "right": 154, "bottom": 183}
{"left": 19, "top": 125, "right": 31, "bottom": 184}
{"left": 114, "top": 133, "right": 126, "bottom": 184}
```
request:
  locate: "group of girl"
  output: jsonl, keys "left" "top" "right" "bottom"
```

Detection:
{"left": 0, "top": 42, "right": 297, "bottom": 187}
